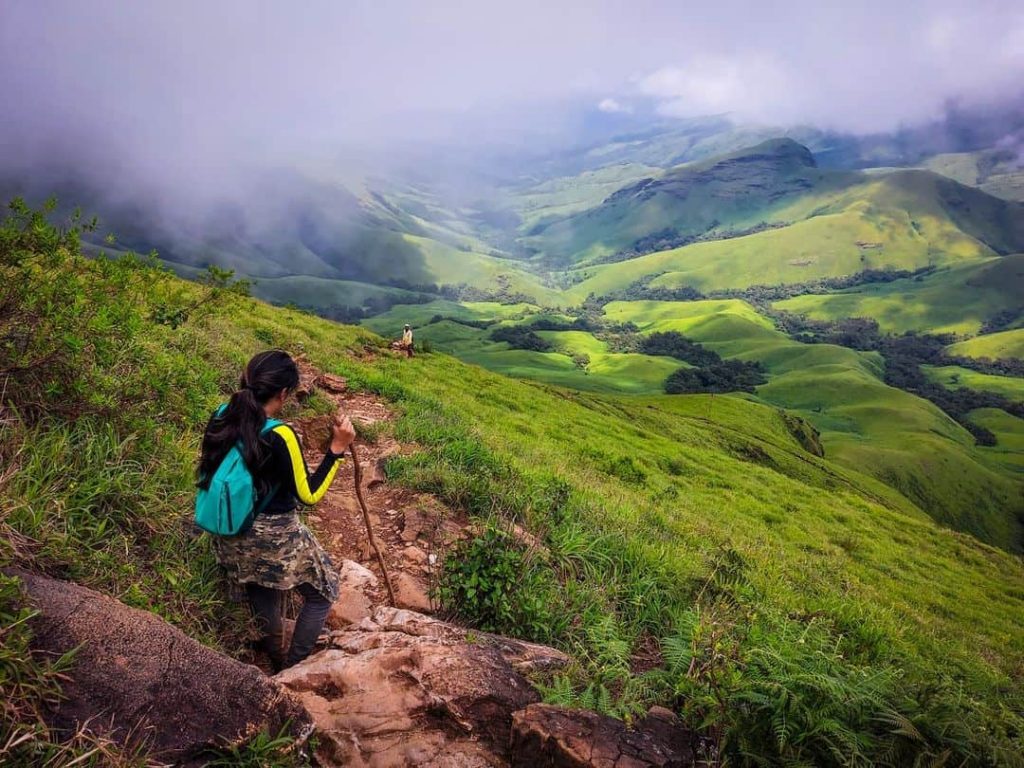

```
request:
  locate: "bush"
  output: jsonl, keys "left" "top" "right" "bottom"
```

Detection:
{"left": 658, "top": 552, "right": 1021, "bottom": 767}
{"left": 436, "top": 522, "right": 555, "bottom": 637}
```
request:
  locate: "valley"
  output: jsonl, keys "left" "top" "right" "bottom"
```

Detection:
{"left": 66, "top": 126, "right": 1023, "bottom": 555}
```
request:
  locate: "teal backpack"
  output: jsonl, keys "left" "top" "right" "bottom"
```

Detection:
{"left": 194, "top": 405, "right": 281, "bottom": 536}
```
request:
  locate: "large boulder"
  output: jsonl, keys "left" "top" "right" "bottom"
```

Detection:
{"left": 275, "top": 606, "right": 571, "bottom": 767}
{"left": 509, "top": 703, "right": 696, "bottom": 768}
{"left": 7, "top": 568, "right": 312, "bottom": 766}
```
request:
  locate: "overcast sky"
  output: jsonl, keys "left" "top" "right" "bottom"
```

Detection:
{"left": 2, "top": 0, "right": 1023, "bottom": 194}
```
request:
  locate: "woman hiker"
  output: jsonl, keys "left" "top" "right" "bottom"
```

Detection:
{"left": 197, "top": 349, "right": 356, "bottom": 671}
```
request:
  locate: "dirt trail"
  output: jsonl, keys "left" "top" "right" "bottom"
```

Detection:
{"left": 287, "top": 358, "right": 467, "bottom": 626}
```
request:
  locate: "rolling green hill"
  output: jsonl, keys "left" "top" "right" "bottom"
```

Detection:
{"left": 526, "top": 140, "right": 1024, "bottom": 274}
{"left": 922, "top": 149, "right": 1024, "bottom": 202}
{"left": 774, "top": 255, "right": 1024, "bottom": 335}
{"left": 4, "top": 207, "right": 1024, "bottom": 764}
{"left": 529, "top": 139, "right": 846, "bottom": 264}
{"left": 604, "top": 299, "right": 1024, "bottom": 550}
{"left": 948, "top": 328, "right": 1024, "bottom": 360}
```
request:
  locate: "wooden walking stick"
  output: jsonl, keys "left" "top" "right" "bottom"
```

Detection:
{"left": 349, "top": 442, "right": 396, "bottom": 606}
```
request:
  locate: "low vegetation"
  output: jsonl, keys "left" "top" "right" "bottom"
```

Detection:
{"left": 3, "top": 200, "right": 1024, "bottom": 766}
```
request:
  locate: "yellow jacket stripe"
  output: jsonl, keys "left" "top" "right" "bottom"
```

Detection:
{"left": 272, "top": 425, "right": 342, "bottom": 505}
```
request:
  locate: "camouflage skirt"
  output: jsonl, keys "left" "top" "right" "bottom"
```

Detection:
{"left": 214, "top": 513, "right": 339, "bottom": 602}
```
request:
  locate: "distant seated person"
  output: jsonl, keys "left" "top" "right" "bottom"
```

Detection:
{"left": 390, "top": 324, "right": 414, "bottom": 357}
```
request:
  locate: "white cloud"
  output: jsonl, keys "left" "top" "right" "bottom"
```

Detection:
{"left": 597, "top": 97, "right": 631, "bottom": 113}
{"left": 637, "top": 56, "right": 796, "bottom": 124}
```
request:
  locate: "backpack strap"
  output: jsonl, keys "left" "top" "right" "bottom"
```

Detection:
{"left": 253, "top": 418, "right": 284, "bottom": 515}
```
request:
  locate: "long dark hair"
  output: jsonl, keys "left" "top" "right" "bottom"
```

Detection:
{"left": 197, "top": 350, "right": 299, "bottom": 490}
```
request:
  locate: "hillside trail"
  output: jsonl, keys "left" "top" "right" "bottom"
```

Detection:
{"left": 273, "top": 356, "right": 469, "bottom": 644}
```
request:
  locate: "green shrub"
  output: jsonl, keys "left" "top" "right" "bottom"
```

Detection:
{"left": 436, "top": 521, "right": 556, "bottom": 637}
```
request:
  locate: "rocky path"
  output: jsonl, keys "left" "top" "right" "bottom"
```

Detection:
{"left": 287, "top": 358, "right": 468, "bottom": 629}
{"left": 266, "top": 359, "right": 699, "bottom": 767}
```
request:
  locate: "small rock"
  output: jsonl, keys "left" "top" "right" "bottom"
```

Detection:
{"left": 393, "top": 572, "right": 432, "bottom": 612}
{"left": 403, "top": 545, "right": 429, "bottom": 566}
{"left": 293, "top": 359, "right": 320, "bottom": 402}
{"left": 428, "top": 553, "right": 438, "bottom": 566}
{"left": 316, "top": 372, "right": 348, "bottom": 393}
{"left": 368, "top": 459, "right": 389, "bottom": 488}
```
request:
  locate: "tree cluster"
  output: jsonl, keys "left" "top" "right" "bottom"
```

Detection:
{"left": 427, "top": 314, "right": 493, "bottom": 329}
{"left": 980, "top": 308, "right": 1024, "bottom": 335}
{"left": 640, "top": 331, "right": 721, "bottom": 366}
{"left": 665, "top": 360, "right": 767, "bottom": 394}
{"left": 489, "top": 325, "right": 553, "bottom": 352}
{"left": 711, "top": 267, "right": 936, "bottom": 307}
{"left": 642, "top": 331, "right": 767, "bottom": 394}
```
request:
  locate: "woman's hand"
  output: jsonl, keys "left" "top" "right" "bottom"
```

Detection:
{"left": 330, "top": 413, "right": 356, "bottom": 455}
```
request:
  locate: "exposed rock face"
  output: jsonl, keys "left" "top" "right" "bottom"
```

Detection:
{"left": 275, "top": 606, "right": 570, "bottom": 767}
{"left": 328, "top": 558, "right": 379, "bottom": 627}
{"left": 7, "top": 568, "right": 312, "bottom": 766}
{"left": 509, "top": 704, "right": 695, "bottom": 768}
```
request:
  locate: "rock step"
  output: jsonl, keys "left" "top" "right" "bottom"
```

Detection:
{"left": 5, "top": 568, "right": 312, "bottom": 767}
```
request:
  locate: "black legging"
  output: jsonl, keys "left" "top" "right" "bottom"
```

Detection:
{"left": 246, "top": 582, "right": 331, "bottom": 670}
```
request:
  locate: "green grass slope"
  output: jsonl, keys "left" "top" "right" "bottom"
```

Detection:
{"left": 922, "top": 150, "right": 1024, "bottom": 202}
{"left": 508, "top": 163, "right": 663, "bottom": 231}
{"left": 402, "top": 233, "right": 561, "bottom": 303}
{"left": 531, "top": 139, "right": 842, "bottom": 264}
{"left": 604, "top": 299, "right": 1024, "bottom": 550}
{"left": 4, "top": 206, "right": 1024, "bottom": 763}
{"left": 948, "top": 328, "right": 1024, "bottom": 360}
{"left": 366, "top": 296, "right": 1024, "bottom": 549}
{"left": 924, "top": 365, "right": 1024, "bottom": 400}
{"left": 249, "top": 274, "right": 423, "bottom": 312}
{"left": 775, "top": 255, "right": 1024, "bottom": 335}
{"left": 532, "top": 140, "right": 1024, "bottom": 276}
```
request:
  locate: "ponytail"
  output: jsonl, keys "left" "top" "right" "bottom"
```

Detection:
{"left": 197, "top": 350, "right": 300, "bottom": 490}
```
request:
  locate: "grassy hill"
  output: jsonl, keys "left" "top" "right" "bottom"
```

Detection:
{"left": 603, "top": 299, "right": 1024, "bottom": 550}
{"left": 364, "top": 294, "right": 1024, "bottom": 552}
{"left": 529, "top": 139, "right": 845, "bottom": 265}
{"left": 4, "top": 203, "right": 1024, "bottom": 764}
{"left": 922, "top": 149, "right": 1024, "bottom": 202}
{"left": 774, "top": 255, "right": 1024, "bottom": 335}
{"left": 948, "top": 328, "right": 1024, "bottom": 360}
{"left": 526, "top": 140, "right": 1024, "bottom": 275}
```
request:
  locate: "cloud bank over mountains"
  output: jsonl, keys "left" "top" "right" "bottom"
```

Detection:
{"left": 1, "top": 0, "right": 1022, "bottom": 203}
